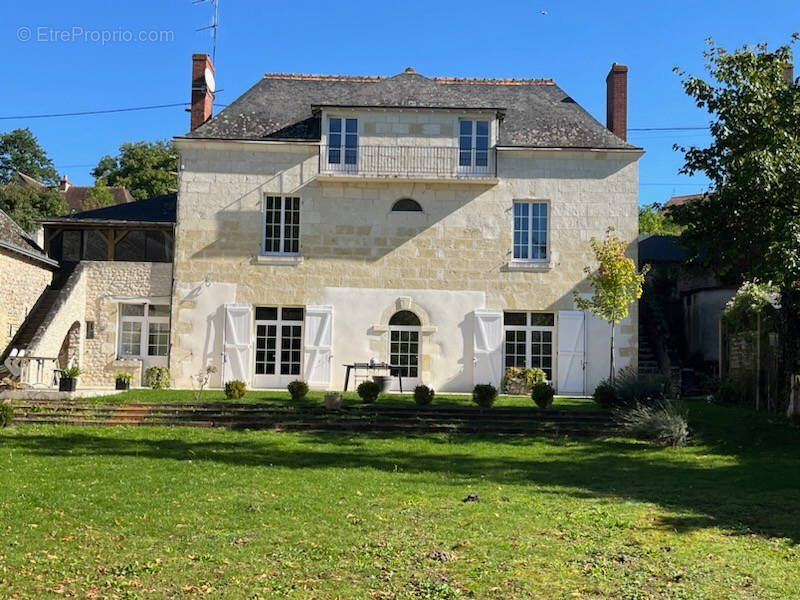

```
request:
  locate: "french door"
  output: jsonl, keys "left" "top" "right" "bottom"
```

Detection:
{"left": 253, "top": 306, "right": 304, "bottom": 388}
{"left": 389, "top": 325, "right": 421, "bottom": 391}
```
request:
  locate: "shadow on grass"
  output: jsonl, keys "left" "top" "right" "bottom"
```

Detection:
{"left": 4, "top": 401, "right": 800, "bottom": 543}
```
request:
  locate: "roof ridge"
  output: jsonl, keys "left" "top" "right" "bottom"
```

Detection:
{"left": 263, "top": 73, "right": 386, "bottom": 82}
{"left": 262, "top": 72, "right": 555, "bottom": 85}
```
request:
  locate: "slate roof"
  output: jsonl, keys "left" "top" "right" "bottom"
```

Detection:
{"left": 183, "top": 70, "right": 637, "bottom": 150}
{"left": 0, "top": 209, "right": 54, "bottom": 266}
{"left": 40, "top": 193, "right": 177, "bottom": 225}
{"left": 638, "top": 234, "right": 688, "bottom": 263}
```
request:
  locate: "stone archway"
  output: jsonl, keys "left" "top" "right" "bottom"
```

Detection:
{"left": 57, "top": 321, "right": 81, "bottom": 369}
{"left": 371, "top": 297, "right": 437, "bottom": 386}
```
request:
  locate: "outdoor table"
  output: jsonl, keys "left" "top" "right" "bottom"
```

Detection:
{"left": 342, "top": 362, "right": 403, "bottom": 393}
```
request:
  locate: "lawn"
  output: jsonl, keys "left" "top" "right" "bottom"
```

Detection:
{"left": 80, "top": 388, "right": 597, "bottom": 411}
{"left": 1, "top": 402, "right": 798, "bottom": 599}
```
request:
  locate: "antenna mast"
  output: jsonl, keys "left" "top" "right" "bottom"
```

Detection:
{"left": 193, "top": 0, "right": 219, "bottom": 63}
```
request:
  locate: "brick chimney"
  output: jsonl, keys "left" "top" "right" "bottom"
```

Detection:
{"left": 59, "top": 174, "right": 71, "bottom": 191}
{"left": 606, "top": 63, "right": 628, "bottom": 141}
{"left": 190, "top": 53, "right": 215, "bottom": 131}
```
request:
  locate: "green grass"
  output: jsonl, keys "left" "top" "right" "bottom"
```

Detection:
{"left": 1, "top": 402, "right": 798, "bottom": 599}
{"left": 81, "top": 388, "right": 597, "bottom": 411}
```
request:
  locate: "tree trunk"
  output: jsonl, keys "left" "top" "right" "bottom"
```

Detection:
{"left": 609, "top": 321, "right": 616, "bottom": 384}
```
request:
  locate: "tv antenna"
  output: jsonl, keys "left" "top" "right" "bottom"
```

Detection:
{"left": 193, "top": 0, "right": 219, "bottom": 63}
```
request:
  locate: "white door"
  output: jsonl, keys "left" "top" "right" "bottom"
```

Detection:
{"left": 557, "top": 310, "right": 586, "bottom": 395}
{"left": 473, "top": 309, "right": 503, "bottom": 388}
{"left": 304, "top": 305, "right": 333, "bottom": 389}
{"left": 389, "top": 326, "right": 421, "bottom": 391}
{"left": 222, "top": 304, "right": 252, "bottom": 385}
{"left": 253, "top": 306, "right": 304, "bottom": 388}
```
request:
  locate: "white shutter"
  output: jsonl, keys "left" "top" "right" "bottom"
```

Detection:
{"left": 473, "top": 309, "right": 503, "bottom": 387}
{"left": 223, "top": 304, "right": 252, "bottom": 385}
{"left": 557, "top": 310, "right": 586, "bottom": 395}
{"left": 303, "top": 305, "right": 333, "bottom": 389}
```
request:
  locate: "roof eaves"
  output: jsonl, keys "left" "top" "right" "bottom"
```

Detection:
{"left": 0, "top": 239, "right": 58, "bottom": 267}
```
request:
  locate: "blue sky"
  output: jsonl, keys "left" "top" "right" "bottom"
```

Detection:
{"left": 1, "top": 0, "right": 798, "bottom": 204}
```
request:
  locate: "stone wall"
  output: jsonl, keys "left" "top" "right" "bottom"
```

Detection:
{"left": 172, "top": 138, "right": 640, "bottom": 390}
{"left": 0, "top": 249, "right": 51, "bottom": 352}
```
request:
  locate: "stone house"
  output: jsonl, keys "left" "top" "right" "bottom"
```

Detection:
{"left": 169, "top": 55, "right": 642, "bottom": 394}
{"left": 2, "top": 195, "right": 175, "bottom": 387}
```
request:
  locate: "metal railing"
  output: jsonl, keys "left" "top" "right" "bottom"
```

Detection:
{"left": 319, "top": 145, "right": 496, "bottom": 179}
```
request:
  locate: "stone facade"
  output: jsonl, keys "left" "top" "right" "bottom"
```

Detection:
{"left": 0, "top": 248, "right": 52, "bottom": 352}
{"left": 171, "top": 135, "right": 641, "bottom": 392}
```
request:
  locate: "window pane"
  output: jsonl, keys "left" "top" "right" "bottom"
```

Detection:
{"left": 460, "top": 120, "right": 472, "bottom": 135}
{"left": 530, "top": 313, "right": 555, "bottom": 327}
{"left": 345, "top": 118, "right": 358, "bottom": 133}
{"left": 147, "top": 322, "right": 169, "bottom": 356}
{"left": 255, "top": 307, "right": 278, "bottom": 321}
{"left": 503, "top": 312, "right": 527, "bottom": 326}
{"left": 329, "top": 118, "right": 341, "bottom": 133}
{"left": 148, "top": 305, "right": 170, "bottom": 318}
{"left": 120, "top": 321, "right": 142, "bottom": 356}
{"left": 121, "top": 304, "right": 145, "bottom": 317}
{"left": 476, "top": 120, "right": 488, "bottom": 136}
{"left": 282, "top": 307, "right": 304, "bottom": 321}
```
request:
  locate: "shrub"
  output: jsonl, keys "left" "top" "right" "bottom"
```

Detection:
{"left": 0, "top": 401, "right": 12, "bottom": 428}
{"left": 614, "top": 401, "right": 690, "bottom": 447}
{"left": 357, "top": 380, "right": 380, "bottom": 403}
{"left": 145, "top": 366, "right": 170, "bottom": 389}
{"left": 287, "top": 380, "right": 309, "bottom": 401}
{"left": 413, "top": 384, "right": 435, "bottom": 406}
{"left": 614, "top": 366, "right": 668, "bottom": 405}
{"left": 472, "top": 384, "right": 498, "bottom": 408}
{"left": 225, "top": 380, "right": 247, "bottom": 399}
{"left": 593, "top": 381, "right": 618, "bottom": 408}
{"left": 62, "top": 365, "right": 81, "bottom": 379}
{"left": 531, "top": 381, "right": 555, "bottom": 409}
{"left": 115, "top": 372, "right": 132, "bottom": 382}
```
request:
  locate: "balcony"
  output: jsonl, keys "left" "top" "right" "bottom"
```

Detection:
{"left": 317, "top": 145, "right": 498, "bottom": 183}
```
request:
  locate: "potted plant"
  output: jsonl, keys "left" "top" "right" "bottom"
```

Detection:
{"left": 372, "top": 375, "right": 391, "bottom": 392}
{"left": 115, "top": 372, "right": 132, "bottom": 391}
{"left": 59, "top": 365, "right": 81, "bottom": 392}
{"left": 324, "top": 392, "right": 342, "bottom": 410}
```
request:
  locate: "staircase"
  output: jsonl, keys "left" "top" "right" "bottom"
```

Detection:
{"left": 8, "top": 400, "right": 620, "bottom": 436}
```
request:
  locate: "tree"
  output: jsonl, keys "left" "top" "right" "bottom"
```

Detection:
{"left": 81, "top": 183, "right": 115, "bottom": 211}
{"left": 575, "top": 228, "right": 648, "bottom": 383}
{"left": 671, "top": 34, "right": 800, "bottom": 409}
{"left": 0, "top": 128, "right": 59, "bottom": 186}
{"left": 92, "top": 140, "right": 177, "bottom": 200}
{"left": 0, "top": 184, "right": 67, "bottom": 233}
{"left": 638, "top": 203, "right": 684, "bottom": 235}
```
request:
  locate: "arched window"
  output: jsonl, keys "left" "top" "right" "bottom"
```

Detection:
{"left": 389, "top": 310, "right": 421, "bottom": 326}
{"left": 391, "top": 198, "right": 423, "bottom": 212}
{"left": 388, "top": 310, "right": 421, "bottom": 380}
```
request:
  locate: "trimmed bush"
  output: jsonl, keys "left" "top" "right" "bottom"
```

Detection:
{"left": 145, "top": 366, "right": 170, "bottom": 390}
{"left": 472, "top": 384, "right": 498, "bottom": 408}
{"left": 357, "top": 380, "right": 380, "bottom": 403}
{"left": 225, "top": 380, "right": 247, "bottom": 399}
{"left": 413, "top": 384, "right": 435, "bottom": 406}
{"left": 0, "top": 401, "right": 12, "bottom": 428}
{"left": 614, "top": 401, "right": 690, "bottom": 447}
{"left": 287, "top": 380, "right": 309, "bottom": 401}
{"left": 593, "top": 381, "right": 618, "bottom": 409}
{"left": 531, "top": 381, "right": 555, "bottom": 409}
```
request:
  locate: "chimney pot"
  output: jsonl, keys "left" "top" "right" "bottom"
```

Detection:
{"left": 606, "top": 63, "right": 628, "bottom": 141}
{"left": 190, "top": 53, "right": 215, "bottom": 131}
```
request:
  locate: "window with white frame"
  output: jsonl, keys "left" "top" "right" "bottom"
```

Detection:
{"left": 263, "top": 195, "right": 300, "bottom": 255}
{"left": 459, "top": 120, "right": 489, "bottom": 169}
{"left": 503, "top": 312, "right": 555, "bottom": 380}
{"left": 118, "top": 303, "right": 170, "bottom": 358}
{"left": 513, "top": 201, "right": 548, "bottom": 261}
{"left": 328, "top": 117, "right": 358, "bottom": 166}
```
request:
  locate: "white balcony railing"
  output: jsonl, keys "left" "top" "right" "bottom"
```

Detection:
{"left": 319, "top": 145, "right": 496, "bottom": 179}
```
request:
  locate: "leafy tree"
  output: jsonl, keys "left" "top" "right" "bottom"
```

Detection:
{"left": 92, "top": 140, "right": 177, "bottom": 200}
{"left": 575, "top": 227, "right": 648, "bottom": 383}
{"left": 0, "top": 184, "right": 67, "bottom": 233}
{"left": 638, "top": 203, "right": 684, "bottom": 235}
{"left": 81, "top": 182, "right": 114, "bottom": 211}
{"left": 0, "top": 128, "right": 59, "bottom": 186}
{"left": 671, "top": 34, "right": 800, "bottom": 408}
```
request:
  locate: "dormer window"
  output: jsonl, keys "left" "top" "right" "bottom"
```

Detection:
{"left": 459, "top": 120, "right": 489, "bottom": 170}
{"left": 328, "top": 117, "right": 358, "bottom": 167}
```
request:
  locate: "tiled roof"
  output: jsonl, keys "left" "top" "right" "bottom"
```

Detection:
{"left": 14, "top": 172, "right": 46, "bottom": 189}
{"left": 40, "top": 193, "right": 176, "bottom": 225}
{"left": 62, "top": 186, "right": 135, "bottom": 213}
{"left": 0, "top": 209, "right": 52, "bottom": 265}
{"left": 664, "top": 193, "right": 704, "bottom": 208}
{"left": 183, "top": 70, "right": 636, "bottom": 149}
